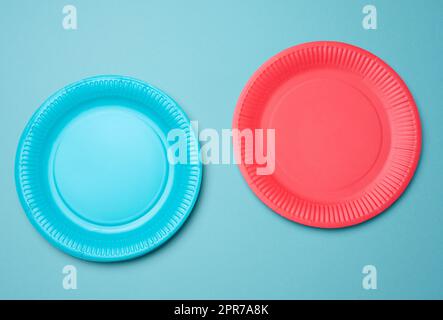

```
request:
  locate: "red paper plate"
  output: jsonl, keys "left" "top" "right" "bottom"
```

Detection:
{"left": 233, "top": 41, "right": 421, "bottom": 228}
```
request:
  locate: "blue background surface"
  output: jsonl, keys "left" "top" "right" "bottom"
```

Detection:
{"left": 0, "top": 0, "right": 442, "bottom": 299}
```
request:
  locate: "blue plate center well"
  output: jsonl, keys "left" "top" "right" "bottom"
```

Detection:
{"left": 51, "top": 106, "right": 168, "bottom": 226}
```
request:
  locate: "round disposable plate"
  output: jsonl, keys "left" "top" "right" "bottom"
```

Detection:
{"left": 16, "top": 75, "right": 202, "bottom": 261}
{"left": 233, "top": 41, "right": 421, "bottom": 228}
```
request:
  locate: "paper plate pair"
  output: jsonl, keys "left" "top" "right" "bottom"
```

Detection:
{"left": 16, "top": 41, "right": 422, "bottom": 262}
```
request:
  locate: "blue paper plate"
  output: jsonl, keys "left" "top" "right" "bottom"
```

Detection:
{"left": 15, "top": 75, "right": 202, "bottom": 262}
